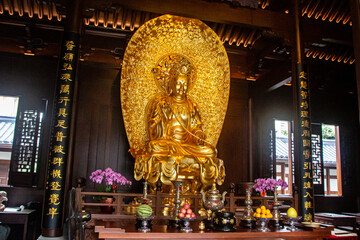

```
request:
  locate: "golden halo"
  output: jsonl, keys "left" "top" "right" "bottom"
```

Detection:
{"left": 121, "top": 14, "right": 230, "bottom": 151}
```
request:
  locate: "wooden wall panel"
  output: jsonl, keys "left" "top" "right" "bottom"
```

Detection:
{"left": 0, "top": 53, "right": 57, "bottom": 207}
{"left": 72, "top": 63, "right": 140, "bottom": 192}
{"left": 217, "top": 79, "right": 249, "bottom": 192}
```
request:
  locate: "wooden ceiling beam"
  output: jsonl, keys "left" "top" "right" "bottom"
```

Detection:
{"left": 247, "top": 31, "right": 283, "bottom": 74}
{"left": 302, "top": 18, "right": 352, "bottom": 45}
{"left": 82, "top": 0, "right": 293, "bottom": 33}
{"left": 250, "top": 60, "right": 291, "bottom": 96}
{"left": 77, "top": 0, "right": 352, "bottom": 51}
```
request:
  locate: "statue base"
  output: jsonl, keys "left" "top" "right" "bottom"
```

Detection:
{"left": 268, "top": 219, "right": 284, "bottom": 228}
{"left": 168, "top": 219, "right": 182, "bottom": 229}
{"left": 239, "top": 219, "right": 257, "bottom": 229}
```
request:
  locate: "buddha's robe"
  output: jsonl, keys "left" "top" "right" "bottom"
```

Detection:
{"left": 133, "top": 95, "right": 224, "bottom": 191}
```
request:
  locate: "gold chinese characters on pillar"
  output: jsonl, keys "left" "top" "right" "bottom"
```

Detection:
{"left": 121, "top": 15, "right": 230, "bottom": 192}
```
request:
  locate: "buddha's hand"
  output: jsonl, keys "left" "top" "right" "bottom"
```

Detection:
{"left": 194, "top": 131, "right": 206, "bottom": 145}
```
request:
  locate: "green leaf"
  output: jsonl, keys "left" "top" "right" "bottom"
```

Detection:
{"left": 96, "top": 185, "right": 103, "bottom": 192}
{"left": 105, "top": 185, "right": 112, "bottom": 192}
{"left": 93, "top": 195, "right": 101, "bottom": 201}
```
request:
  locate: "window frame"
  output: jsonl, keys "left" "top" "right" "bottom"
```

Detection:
{"left": 0, "top": 95, "right": 20, "bottom": 186}
{"left": 273, "top": 120, "right": 342, "bottom": 197}
{"left": 0, "top": 95, "right": 48, "bottom": 188}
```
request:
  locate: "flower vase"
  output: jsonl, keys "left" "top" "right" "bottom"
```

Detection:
{"left": 100, "top": 197, "right": 114, "bottom": 214}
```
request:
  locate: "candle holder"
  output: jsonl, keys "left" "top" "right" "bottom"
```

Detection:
{"left": 240, "top": 182, "right": 256, "bottom": 228}
{"left": 168, "top": 180, "right": 184, "bottom": 228}
{"left": 138, "top": 181, "right": 152, "bottom": 204}
{"left": 268, "top": 186, "right": 283, "bottom": 228}
{"left": 179, "top": 217, "right": 195, "bottom": 232}
{"left": 137, "top": 216, "right": 154, "bottom": 232}
{"left": 285, "top": 216, "right": 301, "bottom": 231}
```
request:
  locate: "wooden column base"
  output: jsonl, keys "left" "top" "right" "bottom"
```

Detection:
{"left": 41, "top": 228, "right": 63, "bottom": 238}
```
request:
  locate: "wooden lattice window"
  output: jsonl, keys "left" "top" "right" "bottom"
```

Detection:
{"left": 262, "top": 122, "right": 276, "bottom": 179}
{"left": 322, "top": 124, "right": 342, "bottom": 196}
{"left": 311, "top": 134, "right": 323, "bottom": 185}
{"left": 311, "top": 124, "right": 325, "bottom": 195}
{"left": 273, "top": 121, "right": 341, "bottom": 196}
{"left": 8, "top": 101, "right": 46, "bottom": 187}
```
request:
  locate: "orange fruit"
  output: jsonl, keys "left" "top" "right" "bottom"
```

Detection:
{"left": 253, "top": 212, "right": 257, "bottom": 217}
{"left": 267, "top": 213, "right": 273, "bottom": 218}
{"left": 261, "top": 214, "right": 266, "bottom": 218}
{"left": 256, "top": 208, "right": 261, "bottom": 214}
{"left": 260, "top": 206, "right": 266, "bottom": 210}
{"left": 261, "top": 209, "right": 267, "bottom": 214}
{"left": 255, "top": 213, "right": 261, "bottom": 218}
{"left": 266, "top": 209, "right": 271, "bottom": 214}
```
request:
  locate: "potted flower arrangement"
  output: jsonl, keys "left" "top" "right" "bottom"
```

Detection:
{"left": 253, "top": 178, "right": 288, "bottom": 227}
{"left": 89, "top": 168, "right": 132, "bottom": 213}
{"left": 253, "top": 178, "right": 288, "bottom": 197}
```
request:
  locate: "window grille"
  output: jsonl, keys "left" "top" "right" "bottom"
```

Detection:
{"left": 9, "top": 99, "right": 46, "bottom": 187}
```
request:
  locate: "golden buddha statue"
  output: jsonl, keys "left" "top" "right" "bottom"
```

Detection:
{"left": 120, "top": 15, "right": 230, "bottom": 194}
{"left": 132, "top": 54, "right": 225, "bottom": 192}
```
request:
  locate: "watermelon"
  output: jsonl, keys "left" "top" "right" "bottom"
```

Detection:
{"left": 137, "top": 204, "right": 152, "bottom": 217}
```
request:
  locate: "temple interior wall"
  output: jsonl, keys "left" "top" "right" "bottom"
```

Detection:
{"left": 0, "top": 53, "right": 56, "bottom": 206}
{"left": 253, "top": 62, "right": 360, "bottom": 212}
{"left": 0, "top": 51, "right": 359, "bottom": 212}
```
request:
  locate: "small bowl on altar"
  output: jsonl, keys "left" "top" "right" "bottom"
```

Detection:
{"left": 284, "top": 216, "right": 301, "bottom": 231}
{"left": 179, "top": 217, "right": 196, "bottom": 232}
{"left": 254, "top": 217, "right": 271, "bottom": 232}
{"left": 136, "top": 216, "right": 154, "bottom": 232}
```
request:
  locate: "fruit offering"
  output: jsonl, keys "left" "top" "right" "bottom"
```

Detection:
{"left": 253, "top": 205, "right": 273, "bottom": 218}
{"left": 179, "top": 203, "right": 196, "bottom": 218}
{"left": 286, "top": 207, "right": 298, "bottom": 218}
{"left": 137, "top": 204, "right": 153, "bottom": 217}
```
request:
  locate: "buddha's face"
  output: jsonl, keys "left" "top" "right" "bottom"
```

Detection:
{"left": 171, "top": 74, "right": 188, "bottom": 98}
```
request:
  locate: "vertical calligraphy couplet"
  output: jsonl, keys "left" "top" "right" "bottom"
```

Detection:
{"left": 296, "top": 63, "right": 314, "bottom": 222}
{"left": 42, "top": 32, "right": 80, "bottom": 236}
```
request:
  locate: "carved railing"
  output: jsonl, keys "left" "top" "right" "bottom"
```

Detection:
{"left": 75, "top": 188, "right": 296, "bottom": 219}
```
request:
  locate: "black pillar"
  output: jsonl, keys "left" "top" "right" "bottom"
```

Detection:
{"left": 293, "top": 0, "right": 314, "bottom": 221}
{"left": 41, "top": 0, "right": 82, "bottom": 237}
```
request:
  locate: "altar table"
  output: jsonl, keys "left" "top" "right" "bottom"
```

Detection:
{"left": 94, "top": 221, "right": 333, "bottom": 240}
{"left": 315, "top": 213, "right": 357, "bottom": 232}
{"left": 0, "top": 207, "right": 37, "bottom": 240}
{"left": 341, "top": 212, "right": 360, "bottom": 224}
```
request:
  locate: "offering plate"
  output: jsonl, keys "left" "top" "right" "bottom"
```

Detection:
{"left": 179, "top": 217, "right": 196, "bottom": 232}
{"left": 284, "top": 216, "right": 301, "bottom": 231}
{"left": 255, "top": 217, "right": 271, "bottom": 232}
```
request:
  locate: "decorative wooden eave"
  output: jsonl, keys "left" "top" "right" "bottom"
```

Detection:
{"left": 0, "top": 0, "right": 355, "bottom": 82}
